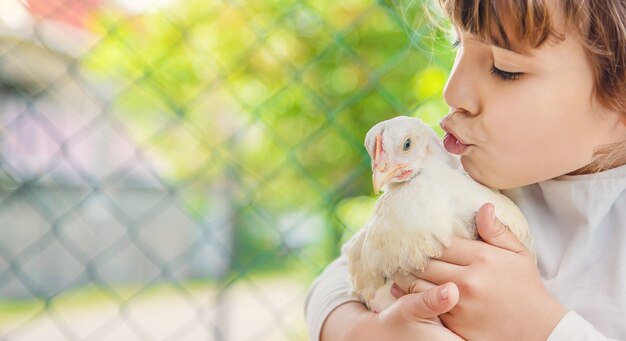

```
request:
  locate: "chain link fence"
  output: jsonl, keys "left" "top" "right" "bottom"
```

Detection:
{"left": 0, "top": 0, "right": 453, "bottom": 340}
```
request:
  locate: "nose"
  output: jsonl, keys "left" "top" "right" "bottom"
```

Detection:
{"left": 442, "top": 49, "right": 480, "bottom": 116}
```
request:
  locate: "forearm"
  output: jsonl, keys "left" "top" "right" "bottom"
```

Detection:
{"left": 304, "top": 255, "right": 361, "bottom": 340}
{"left": 320, "top": 301, "right": 372, "bottom": 341}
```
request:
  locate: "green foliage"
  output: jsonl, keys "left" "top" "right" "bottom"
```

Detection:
{"left": 83, "top": 0, "right": 456, "bottom": 274}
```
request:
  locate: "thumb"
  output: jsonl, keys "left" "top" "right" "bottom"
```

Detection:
{"left": 476, "top": 203, "right": 526, "bottom": 254}
{"left": 393, "top": 282, "right": 459, "bottom": 320}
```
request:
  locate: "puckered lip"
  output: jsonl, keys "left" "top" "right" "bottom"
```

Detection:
{"left": 439, "top": 121, "right": 470, "bottom": 145}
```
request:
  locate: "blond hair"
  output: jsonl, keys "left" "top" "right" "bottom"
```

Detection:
{"left": 437, "top": 0, "right": 626, "bottom": 173}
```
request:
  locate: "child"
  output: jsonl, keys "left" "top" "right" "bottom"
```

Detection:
{"left": 305, "top": 0, "right": 626, "bottom": 340}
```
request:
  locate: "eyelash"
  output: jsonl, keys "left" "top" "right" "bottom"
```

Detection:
{"left": 451, "top": 39, "right": 522, "bottom": 81}
{"left": 490, "top": 66, "right": 521, "bottom": 81}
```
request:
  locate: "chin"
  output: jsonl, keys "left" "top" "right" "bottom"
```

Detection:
{"left": 462, "top": 159, "right": 513, "bottom": 190}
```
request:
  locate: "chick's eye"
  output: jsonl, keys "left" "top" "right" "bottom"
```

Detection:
{"left": 403, "top": 138, "right": 411, "bottom": 151}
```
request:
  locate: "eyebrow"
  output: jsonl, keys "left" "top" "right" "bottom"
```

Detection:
{"left": 462, "top": 31, "right": 534, "bottom": 57}
{"left": 492, "top": 45, "right": 534, "bottom": 59}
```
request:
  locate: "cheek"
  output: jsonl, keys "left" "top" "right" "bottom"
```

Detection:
{"left": 465, "top": 122, "right": 597, "bottom": 189}
{"left": 465, "top": 97, "right": 589, "bottom": 188}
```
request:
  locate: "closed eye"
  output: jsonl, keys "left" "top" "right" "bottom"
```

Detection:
{"left": 490, "top": 65, "right": 521, "bottom": 81}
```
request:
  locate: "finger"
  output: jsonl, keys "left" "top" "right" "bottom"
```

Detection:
{"left": 390, "top": 282, "right": 407, "bottom": 299}
{"left": 413, "top": 259, "right": 462, "bottom": 285}
{"left": 435, "top": 237, "right": 481, "bottom": 265}
{"left": 477, "top": 203, "right": 527, "bottom": 254}
{"left": 393, "top": 282, "right": 459, "bottom": 320}
{"left": 391, "top": 273, "right": 437, "bottom": 294}
{"left": 416, "top": 259, "right": 465, "bottom": 285}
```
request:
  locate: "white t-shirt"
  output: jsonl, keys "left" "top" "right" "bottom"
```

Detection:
{"left": 305, "top": 164, "right": 626, "bottom": 340}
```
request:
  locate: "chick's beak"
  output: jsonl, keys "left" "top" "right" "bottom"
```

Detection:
{"left": 372, "top": 134, "right": 405, "bottom": 194}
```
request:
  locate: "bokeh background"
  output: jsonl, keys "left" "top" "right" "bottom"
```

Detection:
{"left": 0, "top": 0, "right": 455, "bottom": 339}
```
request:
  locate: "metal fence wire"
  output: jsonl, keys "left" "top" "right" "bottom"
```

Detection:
{"left": 0, "top": 0, "right": 453, "bottom": 340}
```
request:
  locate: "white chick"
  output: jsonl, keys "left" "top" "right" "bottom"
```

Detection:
{"left": 346, "top": 116, "right": 533, "bottom": 313}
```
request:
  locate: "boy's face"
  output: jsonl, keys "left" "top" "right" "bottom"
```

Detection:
{"left": 440, "top": 29, "right": 626, "bottom": 189}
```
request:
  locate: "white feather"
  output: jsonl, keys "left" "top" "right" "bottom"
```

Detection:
{"left": 346, "top": 116, "right": 533, "bottom": 312}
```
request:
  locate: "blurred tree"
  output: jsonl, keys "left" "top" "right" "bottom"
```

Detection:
{"left": 83, "top": 0, "right": 456, "bottom": 276}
